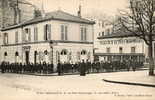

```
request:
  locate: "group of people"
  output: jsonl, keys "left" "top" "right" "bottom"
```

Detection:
{"left": 0, "top": 61, "right": 54, "bottom": 74}
{"left": 56, "top": 59, "right": 143, "bottom": 76}
{"left": 0, "top": 59, "right": 143, "bottom": 75}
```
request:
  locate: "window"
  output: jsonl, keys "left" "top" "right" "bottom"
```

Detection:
{"left": 102, "top": 21, "right": 104, "bottom": 28}
{"left": 119, "top": 47, "right": 123, "bottom": 53}
{"left": 61, "top": 25, "right": 68, "bottom": 40}
{"left": 44, "top": 24, "right": 51, "bottom": 41}
{"left": 106, "top": 29, "right": 110, "bottom": 35}
{"left": 106, "top": 47, "right": 110, "bottom": 53}
{"left": 15, "top": 31, "right": 18, "bottom": 43}
{"left": 15, "top": 52, "right": 19, "bottom": 56}
{"left": 4, "top": 52, "right": 7, "bottom": 56}
{"left": 80, "top": 27, "right": 87, "bottom": 41}
{"left": 34, "top": 27, "right": 38, "bottom": 41}
{"left": 98, "top": 32, "right": 101, "bottom": 37}
{"left": 3, "top": 33, "right": 8, "bottom": 44}
{"left": 81, "top": 50, "right": 87, "bottom": 55}
{"left": 44, "top": 50, "right": 48, "bottom": 55}
{"left": 102, "top": 32, "right": 104, "bottom": 36}
{"left": 131, "top": 47, "right": 136, "bottom": 53}
{"left": 24, "top": 28, "right": 31, "bottom": 42}
{"left": 61, "top": 49, "right": 67, "bottom": 55}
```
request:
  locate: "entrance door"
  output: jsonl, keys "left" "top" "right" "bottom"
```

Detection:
{"left": 25, "top": 51, "right": 29, "bottom": 64}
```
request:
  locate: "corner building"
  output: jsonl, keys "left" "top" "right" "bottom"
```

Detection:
{"left": 0, "top": 10, "right": 95, "bottom": 68}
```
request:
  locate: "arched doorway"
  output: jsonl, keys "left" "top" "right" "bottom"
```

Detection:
{"left": 60, "top": 49, "right": 68, "bottom": 63}
{"left": 80, "top": 50, "right": 87, "bottom": 61}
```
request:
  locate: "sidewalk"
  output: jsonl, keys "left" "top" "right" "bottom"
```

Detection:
{"left": 103, "top": 70, "right": 155, "bottom": 88}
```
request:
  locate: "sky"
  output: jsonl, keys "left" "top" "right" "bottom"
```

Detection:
{"left": 28, "top": 0, "right": 128, "bottom": 17}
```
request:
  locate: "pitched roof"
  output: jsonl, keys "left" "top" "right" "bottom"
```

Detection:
{"left": 1, "top": 10, "right": 95, "bottom": 31}
{"left": 98, "top": 30, "right": 135, "bottom": 39}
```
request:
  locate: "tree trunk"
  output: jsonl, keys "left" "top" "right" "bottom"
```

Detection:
{"left": 148, "top": 43, "right": 154, "bottom": 75}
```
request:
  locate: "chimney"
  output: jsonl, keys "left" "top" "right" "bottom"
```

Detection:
{"left": 78, "top": 5, "right": 81, "bottom": 17}
{"left": 41, "top": 0, "right": 46, "bottom": 18}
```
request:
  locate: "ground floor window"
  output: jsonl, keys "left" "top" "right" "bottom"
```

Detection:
{"left": 4, "top": 52, "right": 7, "bottom": 61}
{"left": 60, "top": 49, "right": 68, "bottom": 63}
{"left": 15, "top": 52, "right": 19, "bottom": 62}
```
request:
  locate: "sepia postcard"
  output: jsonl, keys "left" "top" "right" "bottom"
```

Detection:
{"left": 0, "top": 0, "right": 155, "bottom": 100}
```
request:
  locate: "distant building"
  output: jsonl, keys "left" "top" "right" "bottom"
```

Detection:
{"left": 0, "top": 0, "right": 35, "bottom": 28}
{"left": 94, "top": 30, "right": 148, "bottom": 62}
{"left": 0, "top": 10, "right": 95, "bottom": 68}
{"left": 93, "top": 19, "right": 113, "bottom": 49}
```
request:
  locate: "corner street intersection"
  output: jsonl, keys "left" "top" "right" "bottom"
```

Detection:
{"left": 0, "top": 70, "right": 154, "bottom": 100}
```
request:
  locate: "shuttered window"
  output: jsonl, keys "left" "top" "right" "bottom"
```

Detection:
{"left": 34, "top": 27, "right": 38, "bottom": 41}
{"left": 80, "top": 27, "right": 87, "bottom": 41}
{"left": 15, "top": 31, "right": 18, "bottom": 43}
{"left": 3, "top": 33, "right": 8, "bottom": 44}
{"left": 44, "top": 24, "right": 51, "bottom": 41}
{"left": 61, "top": 25, "right": 68, "bottom": 40}
{"left": 24, "top": 28, "right": 31, "bottom": 42}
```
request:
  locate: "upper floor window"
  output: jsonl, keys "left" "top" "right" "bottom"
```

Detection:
{"left": 131, "top": 47, "right": 136, "bottom": 53}
{"left": 119, "top": 47, "right": 123, "bottom": 53}
{"left": 80, "top": 27, "right": 87, "bottom": 41}
{"left": 106, "top": 29, "right": 110, "bottom": 35}
{"left": 61, "top": 25, "right": 68, "bottom": 40}
{"left": 15, "top": 31, "right": 18, "bottom": 43}
{"left": 34, "top": 27, "right": 38, "bottom": 41}
{"left": 3, "top": 33, "right": 8, "bottom": 45}
{"left": 106, "top": 47, "right": 110, "bottom": 53}
{"left": 44, "top": 24, "right": 51, "bottom": 41}
{"left": 102, "top": 32, "right": 104, "bottom": 36}
{"left": 24, "top": 28, "right": 31, "bottom": 42}
{"left": 102, "top": 21, "right": 104, "bottom": 28}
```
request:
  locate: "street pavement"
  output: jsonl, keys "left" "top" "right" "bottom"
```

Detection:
{"left": 0, "top": 70, "right": 155, "bottom": 100}
{"left": 103, "top": 70, "right": 155, "bottom": 87}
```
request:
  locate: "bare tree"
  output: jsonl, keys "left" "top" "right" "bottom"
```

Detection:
{"left": 119, "top": 0, "right": 155, "bottom": 75}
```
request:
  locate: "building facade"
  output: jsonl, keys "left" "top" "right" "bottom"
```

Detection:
{"left": 0, "top": 10, "right": 95, "bottom": 68}
{"left": 94, "top": 31, "right": 148, "bottom": 63}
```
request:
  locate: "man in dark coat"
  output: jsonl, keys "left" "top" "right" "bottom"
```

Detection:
{"left": 86, "top": 59, "right": 91, "bottom": 74}
{"left": 1, "top": 61, "right": 5, "bottom": 73}
{"left": 80, "top": 60, "right": 86, "bottom": 76}
{"left": 57, "top": 60, "right": 62, "bottom": 76}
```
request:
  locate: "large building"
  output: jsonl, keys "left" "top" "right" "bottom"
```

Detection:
{"left": 0, "top": 10, "right": 95, "bottom": 68}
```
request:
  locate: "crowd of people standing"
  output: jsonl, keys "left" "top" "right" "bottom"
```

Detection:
{"left": 0, "top": 59, "right": 143, "bottom": 76}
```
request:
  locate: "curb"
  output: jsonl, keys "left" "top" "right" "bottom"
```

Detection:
{"left": 103, "top": 79, "right": 155, "bottom": 88}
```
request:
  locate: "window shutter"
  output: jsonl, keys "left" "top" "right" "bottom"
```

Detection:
{"left": 61, "top": 25, "right": 64, "bottom": 40}
{"left": 65, "top": 26, "right": 68, "bottom": 40}
{"left": 81, "top": 28, "right": 83, "bottom": 41}
{"left": 44, "top": 25, "right": 46, "bottom": 40}
{"left": 15, "top": 31, "right": 18, "bottom": 43}
{"left": 34, "top": 27, "right": 38, "bottom": 41}
{"left": 34, "top": 27, "right": 36, "bottom": 41}
{"left": 3, "top": 34, "right": 5, "bottom": 44}
{"left": 48, "top": 24, "right": 51, "bottom": 40}
{"left": 84, "top": 28, "right": 87, "bottom": 41}
{"left": 28, "top": 29, "right": 31, "bottom": 41}
{"left": 7, "top": 34, "right": 8, "bottom": 44}
{"left": 36, "top": 27, "right": 38, "bottom": 41}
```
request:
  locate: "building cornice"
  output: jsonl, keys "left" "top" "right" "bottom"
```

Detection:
{"left": 1, "top": 40, "right": 93, "bottom": 47}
